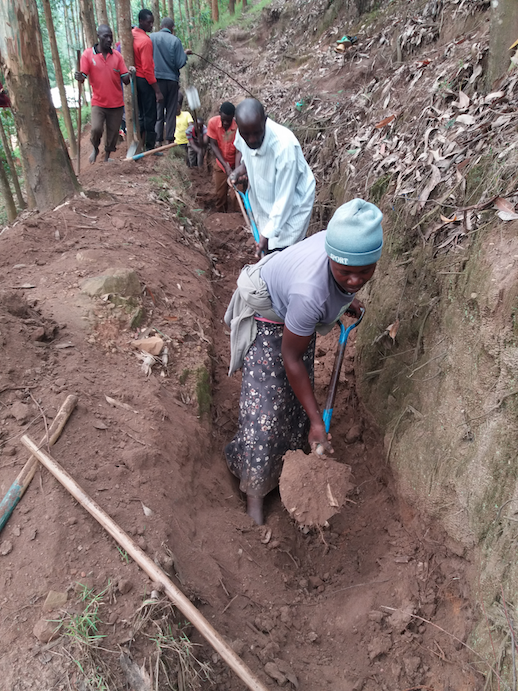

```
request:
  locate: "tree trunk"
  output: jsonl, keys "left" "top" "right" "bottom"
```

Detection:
{"left": 0, "top": 0, "right": 79, "bottom": 211}
{"left": 0, "top": 118, "right": 26, "bottom": 210}
{"left": 0, "top": 156, "right": 17, "bottom": 222}
{"left": 150, "top": 0, "right": 160, "bottom": 29}
{"left": 115, "top": 0, "right": 135, "bottom": 144}
{"left": 79, "top": 0, "right": 97, "bottom": 48}
{"left": 211, "top": 0, "right": 219, "bottom": 21}
{"left": 242, "top": 0, "right": 246, "bottom": 8}
{"left": 229, "top": 0, "right": 234, "bottom": 15}
{"left": 95, "top": 0, "right": 108, "bottom": 25}
{"left": 0, "top": 158, "right": 17, "bottom": 222}
{"left": 70, "top": 0, "right": 81, "bottom": 49}
{"left": 487, "top": 0, "right": 518, "bottom": 88}
{"left": 42, "top": 0, "right": 78, "bottom": 158}
{"left": 167, "top": 0, "right": 175, "bottom": 22}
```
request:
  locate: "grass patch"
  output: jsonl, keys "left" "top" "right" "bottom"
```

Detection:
{"left": 61, "top": 584, "right": 115, "bottom": 690}
{"left": 132, "top": 597, "right": 213, "bottom": 689}
{"left": 196, "top": 366, "right": 211, "bottom": 416}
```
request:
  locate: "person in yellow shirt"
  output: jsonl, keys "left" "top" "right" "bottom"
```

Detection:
{"left": 174, "top": 91, "right": 193, "bottom": 164}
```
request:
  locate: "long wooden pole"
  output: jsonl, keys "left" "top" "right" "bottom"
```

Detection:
{"left": 0, "top": 395, "right": 78, "bottom": 532}
{"left": 20, "top": 434, "right": 271, "bottom": 691}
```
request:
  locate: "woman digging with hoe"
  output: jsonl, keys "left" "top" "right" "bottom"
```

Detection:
{"left": 224, "top": 199, "right": 383, "bottom": 525}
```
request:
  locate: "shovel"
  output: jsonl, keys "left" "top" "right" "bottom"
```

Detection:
{"left": 126, "top": 73, "right": 142, "bottom": 159}
{"left": 279, "top": 308, "right": 365, "bottom": 527}
{"left": 130, "top": 141, "right": 179, "bottom": 161}
{"left": 231, "top": 184, "right": 260, "bottom": 243}
{"left": 185, "top": 85, "right": 201, "bottom": 137}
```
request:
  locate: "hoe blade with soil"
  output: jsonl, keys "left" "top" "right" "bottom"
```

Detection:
{"left": 280, "top": 310, "right": 364, "bottom": 527}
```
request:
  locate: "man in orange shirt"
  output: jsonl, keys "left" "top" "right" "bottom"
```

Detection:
{"left": 75, "top": 24, "right": 132, "bottom": 163}
{"left": 132, "top": 9, "right": 163, "bottom": 151}
{"left": 206, "top": 102, "right": 241, "bottom": 212}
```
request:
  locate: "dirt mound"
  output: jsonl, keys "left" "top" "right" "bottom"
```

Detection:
{"left": 280, "top": 450, "right": 353, "bottom": 526}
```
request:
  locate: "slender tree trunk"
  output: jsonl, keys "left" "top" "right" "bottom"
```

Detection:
{"left": 79, "top": 0, "right": 97, "bottom": 48}
{"left": 167, "top": 0, "right": 175, "bottom": 22}
{"left": 161, "top": 0, "right": 166, "bottom": 17}
{"left": 70, "top": 0, "right": 81, "bottom": 48}
{"left": 95, "top": 0, "right": 108, "bottom": 25}
{"left": 229, "top": 0, "right": 234, "bottom": 15}
{"left": 0, "top": 158, "right": 17, "bottom": 222}
{"left": 42, "top": 0, "right": 78, "bottom": 158}
{"left": 0, "top": 118, "right": 26, "bottom": 209}
{"left": 150, "top": 0, "right": 160, "bottom": 28}
{"left": 211, "top": 0, "right": 219, "bottom": 22}
{"left": 177, "top": 0, "right": 182, "bottom": 23}
{"left": 115, "top": 0, "right": 134, "bottom": 144}
{"left": 0, "top": 0, "right": 79, "bottom": 211}
{"left": 487, "top": 0, "right": 518, "bottom": 88}
{"left": 242, "top": 0, "right": 246, "bottom": 8}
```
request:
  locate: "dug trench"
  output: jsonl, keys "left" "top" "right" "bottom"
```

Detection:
{"left": 0, "top": 148, "right": 480, "bottom": 690}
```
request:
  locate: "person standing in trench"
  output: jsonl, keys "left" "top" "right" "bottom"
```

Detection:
{"left": 224, "top": 199, "right": 383, "bottom": 525}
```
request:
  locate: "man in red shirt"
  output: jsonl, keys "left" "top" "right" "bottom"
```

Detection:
{"left": 132, "top": 9, "right": 163, "bottom": 151}
{"left": 206, "top": 102, "right": 241, "bottom": 212}
{"left": 75, "top": 24, "right": 132, "bottom": 163}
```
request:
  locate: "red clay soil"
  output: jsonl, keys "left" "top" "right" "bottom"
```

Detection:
{"left": 0, "top": 140, "right": 481, "bottom": 690}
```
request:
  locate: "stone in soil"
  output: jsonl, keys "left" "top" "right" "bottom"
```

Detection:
{"left": 279, "top": 450, "right": 353, "bottom": 526}
{"left": 33, "top": 618, "right": 62, "bottom": 643}
{"left": 43, "top": 590, "right": 67, "bottom": 612}
{"left": 80, "top": 268, "right": 141, "bottom": 298}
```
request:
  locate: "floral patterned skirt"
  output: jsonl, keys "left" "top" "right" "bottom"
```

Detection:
{"left": 225, "top": 321, "right": 315, "bottom": 498}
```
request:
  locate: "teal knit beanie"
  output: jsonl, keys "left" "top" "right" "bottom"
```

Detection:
{"left": 325, "top": 199, "right": 383, "bottom": 266}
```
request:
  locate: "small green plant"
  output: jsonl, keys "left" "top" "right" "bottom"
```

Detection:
{"left": 65, "top": 585, "right": 107, "bottom": 646}
{"left": 196, "top": 366, "right": 211, "bottom": 416}
{"left": 62, "top": 584, "right": 115, "bottom": 690}
{"left": 179, "top": 368, "right": 190, "bottom": 385}
{"left": 117, "top": 546, "right": 130, "bottom": 564}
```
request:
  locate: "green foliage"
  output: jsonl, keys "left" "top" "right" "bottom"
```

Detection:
{"left": 196, "top": 366, "right": 211, "bottom": 416}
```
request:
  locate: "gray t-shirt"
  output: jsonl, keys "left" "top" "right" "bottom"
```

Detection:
{"left": 259, "top": 231, "right": 354, "bottom": 337}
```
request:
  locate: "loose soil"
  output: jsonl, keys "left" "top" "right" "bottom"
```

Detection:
{"left": 0, "top": 2, "right": 488, "bottom": 688}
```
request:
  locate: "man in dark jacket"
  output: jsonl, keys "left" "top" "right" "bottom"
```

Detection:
{"left": 150, "top": 17, "right": 191, "bottom": 146}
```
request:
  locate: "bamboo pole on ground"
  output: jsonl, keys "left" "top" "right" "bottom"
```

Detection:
{"left": 0, "top": 395, "right": 78, "bottom": 532}
{"left": 20, "top": 434, "right": 271, "bottom": 691}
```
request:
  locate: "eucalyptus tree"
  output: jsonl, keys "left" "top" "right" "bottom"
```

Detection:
{"left": 0, "top": 0, "right": 79, "bottom": 211}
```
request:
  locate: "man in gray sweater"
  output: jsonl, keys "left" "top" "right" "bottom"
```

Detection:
{"left": 150, "top": 17, "right": 191, "bottom": 145}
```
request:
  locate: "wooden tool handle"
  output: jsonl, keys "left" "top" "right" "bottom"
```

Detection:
{"left": 0, "top": 394, "right": 78, "bottom": 532}
{"left": 20, "top": 435, "right": 271, "bottom": 691}
{"left": 131, "top": 141, "right": 179, "bottom": 160}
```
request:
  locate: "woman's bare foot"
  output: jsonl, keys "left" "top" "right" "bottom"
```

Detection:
{"left": 89, "top": 147, "right": 99, "bottom": 164}
{"left": 247, "top": 495, "right": 264, "bottom": 525}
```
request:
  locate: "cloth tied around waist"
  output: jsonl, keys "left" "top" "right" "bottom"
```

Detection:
{"left": 224, "top": 253, "right": 341, "bottom": 375}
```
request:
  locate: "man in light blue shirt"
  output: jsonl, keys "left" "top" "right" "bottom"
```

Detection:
{"left": 150, "top": 17, "right": 191, "bottom": 145}
{"left": 230, "top": 99, "right": 315, "bottom": 257}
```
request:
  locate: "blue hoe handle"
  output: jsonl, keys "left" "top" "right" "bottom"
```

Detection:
{"left": 322, "top": 308, "right": 365, "bottom": 434}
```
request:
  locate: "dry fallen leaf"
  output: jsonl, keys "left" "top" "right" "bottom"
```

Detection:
{"left": 387, "top": 319, "right": 400, "bottom": 342}
{"left": 494, "top": 197, "right": 518, "bottom": 221}
{"left": 93, "top": 421, "right": 108, "bottom": 430}
{"left": 440, "top": 214, "right": 457, "bottom": 224}
{"left": 141, "top": 502, "right": 153, "bottom": 517}
{"left": 375, "top": 114, "right": 396, "bottom": 129}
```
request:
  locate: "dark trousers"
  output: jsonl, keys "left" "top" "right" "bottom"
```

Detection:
{"left": 90, "top": 105, "right": 123, "bottom": 153}
{"left": 136, "top": 76, "right": 157, "bottom": 150}
{"left": 155, "top": 79, "right": 179, "bottom": 144}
